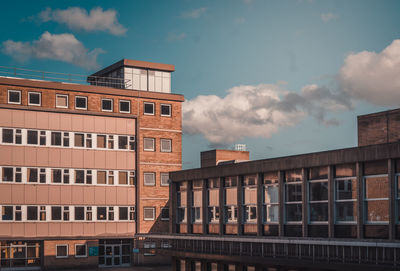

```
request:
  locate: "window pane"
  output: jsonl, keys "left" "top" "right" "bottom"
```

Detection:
{"left": 76, "top": 97, "right": 87, "bottom": 109}
{"left": 244, "top": 206, "right": 257, "bottom": 222}
{"left": 97, "top": 171, "right": 106, "bottom": 184}
{"left": 309, "top": 203, "right": 328, "bottom": 222}
{"left": 161, "top": 139, "right": 171, "bottom": 152}
{"left": 285, "top": 169, "right": 302, "bottom": 182}
{"left": 56, "top": 245, "right": 67, "bottom": 257}
{"left": 51, "top": 207, "right": 62, "bottom": 220}
{"left": 119, "top": 207, "right": 128, "bottom": 220}
{"left": 102, "top": 99, "right": 112, "bottom": 111}
{"left": 244, "top": 187, "right": 257, "bottom": 204}
{"left": 74, "top": 207, "right": 84, "bottom": 220}
{"left": 74, "top": 134, "right": 84, "bottom": 147}
{"left": 27, "top": 206, "right": 38, "bottom": 220}
{"left": 118, "top": 136, "right": 128, "bottom": 149}
{"left": 365, "top": 176, "right": 389, "bottom": 199}
{"left": 28, "top": 168, "right": 38, "bottom": 183}
{"left": 161, "top": 104, "right": 171, "bottom": 116}
{"left": 120, "top": 101, "right": 130, "bottom": 112}
{"left": 144, "top": 103, "right": 154, "bottom": 114}
{"left": 56, "top": 95, "right": 68, "bottom": 107}
{"left": 286, "top": 204, "right": 302, "bottom": 222}
{"left": 336, "top": 202, "right": 357, "bottom": 222}
{"left": 365, "top": 200, "right": 389, "bottom": 222}
{"left": 144, "top": 138, "right": 154, "bottom": 151}
{"left": 9, "top": 91, "right": 20, "bottom": 103}
{"left": 265, "top": 205, "right": 279, "bottom": 222}
{"left": 52, "top": 169, "right": 61, "bottom": 183}
{"left": 161, "top": 208, "right": 169, "bottom": 220}
{"left": 97, "top": 207, "right": 107, "bottom": 220}
{"left": 2, "top": 129, "right": 13, "bottom": 143}
{"left": 193, "top": 190, "right": 202, "bottom": 207}
{"left": 336, "top": 179, "right": 356, "bottom": 200}
{"left": 144, "top": 173, "right": 155, "bottom": 186}
{"left": 3, "top": 168, "right": 13, "bottom": 182}
{"left": 97, "top": 135, "right": 106, "bottom": 148}
{"left": 119, "top": 172, "right": 128, "bottom": 185}
{"left": 309, "top": 182, "right": 328, "bottom": 201}
{"left": 286, "top": 183, "right": 302, "bottom": 202}
{"left": 75, "top": 245, "right": 86, "bottom": 256}
{"left": 264, "top": 185, "right": 278, "bottom": 204}
{"left": 75, "top": 170, "right": 84, "bottom": 184}
{"left": 144, "top": 208, "right": 154, "bottom": 220}
{"left": 51, "top": 132, "right": 61, "bottom": 146}
{"left": 27, "top": 130, "right": 38, "bottom": 144}
{"left": 2, "top": 206, "right": 13, "bottom": 220}
{"left": 29, "top": 93, "right": 40, "bottom": 105}
{"left": 160, "top": 173, "right": 169, "bottom": 186}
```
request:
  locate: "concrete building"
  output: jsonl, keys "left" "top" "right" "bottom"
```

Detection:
{"left": 162, "top": 108, "right": 400, "bottom": 270}
{"left": 0, "top": 59, "right": 183, "bottom": 269}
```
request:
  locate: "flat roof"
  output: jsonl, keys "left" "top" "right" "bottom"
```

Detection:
{"left": 90, "top": 59, "right": 175, "bottom": 78}
{"left": 0, "top": 76, "right": 184, "bottom": 102}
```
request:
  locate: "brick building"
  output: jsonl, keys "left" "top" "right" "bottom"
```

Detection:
{"left": 0, "top": 59, "right": 183, "bottom": 269}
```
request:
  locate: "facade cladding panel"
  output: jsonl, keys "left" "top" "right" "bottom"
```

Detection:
{"left": 0, "top": 59, "right": 183, "bottom": 269}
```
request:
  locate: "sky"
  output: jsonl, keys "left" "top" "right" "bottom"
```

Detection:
{"left": 1, "top": 0, "right": 400, "bottom": 169}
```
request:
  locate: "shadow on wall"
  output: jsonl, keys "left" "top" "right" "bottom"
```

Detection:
{"left": 148, "top": 200, "right": 170, "bottom": 234}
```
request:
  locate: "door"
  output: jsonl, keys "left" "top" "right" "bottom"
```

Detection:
{"left": 104, "top": 245, "right": 121, "bottom": 267}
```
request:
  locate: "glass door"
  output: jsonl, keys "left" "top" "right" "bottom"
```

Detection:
{"left": 104, "top": 245, "right": 113, "bottom": 266}
{"left": 113, "top": 245, "right": 121, "bottom": 266}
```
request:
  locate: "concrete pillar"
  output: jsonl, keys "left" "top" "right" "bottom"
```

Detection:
{"left": 356, "top": 162, "right": 364, "bottom": 239}
{"left": 187, "top": 181, "right": 193, "bottom": 234}
{"left": 202, "top": 179, "right": 208, "bottom": 234}
{"left": 219, "top": 177, "right": 225, "bottom": 235}
{"left": 301, "top": 168, "right": 308, "bottom": 237}
{"left": 237, "top": 176, "right": 244, "bottom": 236}
{"left": 170, "top": 181, "right": 177, "bottom": 234}
{"left": 278, "top": 170, "right": 285, "bottom": 236}
{"left": 328, "top": 165, "right": 335, "bottom": 238}
{"left": 388, "top": 159, "right": 396, "bottom": 240}
{"left": 257, "top": 172, "right": 264, "bottom": 236}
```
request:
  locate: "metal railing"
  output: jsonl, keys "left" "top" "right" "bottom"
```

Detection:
{"left": 0, "top": 66, "right": 130, "bottom": 89}
{"left": 136, "top": 234, "right": 400, "bottom": 268}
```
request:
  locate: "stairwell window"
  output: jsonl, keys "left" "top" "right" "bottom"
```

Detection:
{"left": 161, "top": 104, "right": 171, "bottom": 117}
{"left": 119, "top": 100, "right": 130, "bottom": 113}
{"left": 160, "top": 139, "right": 172, "bottom": 152}
{"left": 8, "top": 90, "right": 21, "bottom": 104}
{"left": 143, "top": 138, "right": 155, "bottom": 151}
{"left": 75, "top": 96, "right": 87, "bottom": 110}
{"left": 101, "top": 99, "right": 113, "bottom": 112}
{"left": 144, "top": 102, "right": 154, "bottom": 115}
{"left": 28, "top": 92, "right": 41, "bottom": 106}
{"left": 144, "top": 207, "right": 155, "bottom": 221}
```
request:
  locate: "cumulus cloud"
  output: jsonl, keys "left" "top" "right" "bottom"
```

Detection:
{"left": 181, "top": 7, "right": 207, "bottom": 19}
{"left": 37, "top": 7, "right": 126, "bottom": 35}
{"left": 2, "top": 31, "right": 103, "bottom": 69}
{"left": 339, "top": 39, "right": 400, "bottom": 106}
{"left": 183, "top": 83, "right": 351, "bottom": 146}
{"left": 320, "top": 13, "right": 337, "bottom": 23}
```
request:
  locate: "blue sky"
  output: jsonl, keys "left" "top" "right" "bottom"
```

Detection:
{"left": 1, "top": 0, "right": 400, "bottom": 169}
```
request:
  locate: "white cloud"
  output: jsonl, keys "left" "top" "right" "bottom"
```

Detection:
{"left": 2, "top": 31, "right": 103, "bottom": 69}
{"left": 320, "top": 13, "right": 337, "bottom": 23}
{"left": 181, "top": 7, "right": 207, "bottom": 19}
{"left": 166, "top": 32, "right": 186, "bottom": 42}
{"left": 183, "top": 83, "right": 350, "bottom": 146}
{"left": 38, "top": 7, "right": 127, "bottom": 36}
{"left": 339, "top": 39, "right": 400, "bottom": 106}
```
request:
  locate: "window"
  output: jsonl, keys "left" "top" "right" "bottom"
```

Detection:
{"left": 161, "top": 207, "right": 169, "bottom": 221}
{"left": 28, "top": 92, "right": 41, "bottom": 106}
{"left": 75, "top": 170, "right": 92, "bottom": 184}
{"left": 75, "top": 244, "right": 87, "bottom": 258}
{"left": 285, "top": 169, "right": 302, "bottom": 223}
{"left": 15, "top": 168, "right": 22, "bottom": 182}
{"left": 130, "top": 207, "right": 135, "bottom": 220}
{"left": 160, "top": 139, "right": 172, "bottom": 152}
{"left": 129, "top": 136, "right": 135, "bottom": 151}
{"left": 40, "top": 131, "right": 46, "bottom": 145}
{"left": 15, "top": 129, "right": 22, "bottom": 144}
{"left": 40, "top": 206, "right": 46, "bottom": 221}
{"left": 2, "top": 128, "right": 13, "bottom": 143}
{"left": 119, "top": 171, "right": 128, "bottom": 185}
{"left": 56, "top": 94, "right": 68, "bottom": 108}
{"left": 108, "top": 207, "right": 114, "bottom": 221}
{"left": 108, "top": 135, "right": 114, "bottom": 149}
{"left": 75, "top": 207, "right": 85, "bottom": 220}
{"left": 364, "top": 174, "right": 389, "bottom": 223}
{"left": 86, "top": 207, "right": 92, "bottom": 221}
{"left": 28, "top": 168, "right": 38, "bottom": 183}
{"left": 97, "top": 207, "right": 107, "bottom": 220}
{"left": 308, "top": 166, "right": 328, "bottom": 223}
{"left": 2, "top": 167, "right": 13, "bottom": 182}
{"left": 75, "top": 96, "right": 87, "bottom": 110}
{"left": 74, "top": 133, "right": 84, "bottom": 147}
{"left": 2, "top": 206, "right": 13, "bottom": 220}
{"left": 8, "top": 90, "right": 21, "bottom": 104}
{"left": 160, "top": 173, "right": 169, "bottom": 186}
{"left": 108, "top": 171, "right": 114, "bottom": 185}
{"left": 119, "top": 207, "right": 128, "bottom": 220}
{"left": 27, "top": 130, "right": 38, "bottom": 145}
{"left": 51, "top": 132, "right": 62, "bottom": 146}
{"left": 243, "top": 175, "right": 257, "bottom": 223}
{"left": 63, "top": 206, "right": 70, "bottom": 221}
{"left": 63, "top": 133, "right": 70, "bottom": 147}
{"left": 51, "top": 207, "right": 62, "bottom": 220}
{"left": 40, "top": 168, "right": 46, "bottom": 183}
{"left": 101, "top": 99, "right": 113, "bottom": 112}
{"left": 15, "top": 206, "right": 22, "bottom": 221}
{"left": 143, "top": 138, "right": 155, "bottom": 151}
{"left": 27, "top": 206, "right": 38, "bottom": 220}
{"left": 177, "top": 183, "right": 187, "bottom": 223}
{"left": 56, "top": 245, "right": 68, "bottom": 258}
{"left": 335, "top": 164, "right": 357, "bottom": 223}
{"left": 192, "top": 184, "right": 203, "bottom": 223}
{"left": 144, "top": 172, "right": 155, "bottom": 186}
{"left": 97, "top": 135, "right": 106, "bottom": 148}
{"left": 224, "top": 177, "right": 238, "bottom": 223}
{"left": 263, "top": 172, "right": 279, "bottom": 223}
{"left": 144, "top": 102, "right": 154, "bottom": 115}
{"left": 143, "top": 207, "right": 155, "bottom": 220}
{"left": 119, "top": 100, "right": 130, "bottom": 113}
{"left": 97, "top": 171, "right": 106, "bottom": 184}
{"left": 161, "top": 104, "right": 171, "bottom": 117}
{"left": 118, "top": 136, "right": 128, "bottom": 149}
{"left": 52, "top": 169, "right": 62, "bottom": 183}
{"left": 208, "top": 178, "right": 220, "bottom": 223}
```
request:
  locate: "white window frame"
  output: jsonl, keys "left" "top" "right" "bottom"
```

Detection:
{"left": 160, "top": 138, "right": 172, "bottom": 153}
{"left": 8, "top": 90, "right": 21, "bottom": 105}
{"left": 143, "top": 138, "right": 155, "bottom": 152}
{"left": 160, "top": 173, "right": 169, "bottom": 186}
{"left": 144, "top": 172, "right": 156, "bottom": 186}
{"left": 56, "top": 244, "right": 69, "bottom": 258}
{"left": 101, "top": 98, "right": 113, "bottom": 112}
{"left": 160, "top": 104, "right": 171, "bottom": 117}
{"left": 28, "top": 92, "right": 41, "bottom": 106}
{"left": 56, "top": 94, "right": 69, "bottom": 108}
{"left": 75, "top": 96, "right": 87, "bottom": 110}
{"left": 143, "top": 102, "right": 155, "bottom": 115}
{"left": 119, "top": 100, "right": 131, "bottom": 113}
{"left": 75, "top": 244, "right": 87, "bottom": 258}
{"left": 143, "top": 207, "right": 155, "bottom": 221}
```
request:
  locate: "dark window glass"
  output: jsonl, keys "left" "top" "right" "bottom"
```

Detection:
{"left": 161, "top": 104, "right": 171, "bottom": 116}
{"left": 75, "top": 245, "right": 86, "bottom": 256}
{"left": 8, "top": 91, "right": 20, "bottom": 103}
{"left": 2, "top": 206, "right": 13, "bottom": 220}
{"left": 286, "top": 204, "right": 302, "bottom": 222}
{"left": 75, "top": 170, "right": 84, "bottom": 184}
{"left": 15, "top": 206, "right": 22, "bottom": 221}
{"left": 63, "top": 207, "right": 69, "bottom": 221}
{"left": 144, "top": 103, "right": 154, "bottom": 114}
{"left": 97, "top": 207, "right": 107, "bottom": 220}
{"left": 27, "top": 130, "right": 38, "bottom": 144}
{"left": 102, "top": 99, "right": 112, "bottom": 111}
{"left": 51, "top": 207, "right": 62, "bottom": 220}
{"left": 15, "top": 130, "right": 21, "bottom": 144}
{"left": 161, "top": 208, "right": 169, "bottom": 220}
{"left": 309, "top": 182, "right": 328, "bottom": 201}
{"left": 119, "top": 207, "right": 128, "bottom": 220}
{"left": 75, "top": 97, "right": 87, "bottom": 109}
{"left": 63, "top": 170, "right": 69, "bottom": 184}
{"left": 309, "top": 203, "right": 328, "bottom": 222}
{"left": 29, "top": 93, "right": 40, "bottom": 105}
{"left": 2, "top": 129, "right": 13, "bottom": 143}
{"left": 3, "top": 168, "right": 13, "bottom": 182}
{"left": 40, "top": 131, "right": 46, "bottom": 145}
{"left": 28, "top": 168, "right": 38, "bottom": 183}
{"left": 118, "top": 136, "right": 128, "bottom": 149}
{"left": 63, "top": 133, "right": 69, "bottom": 147}
{"left": 52, "top": 169, "right": 61, "bottom": 183}
{"left": 336, "top": 202, "right": 357, "bottom": 222}
{"left": 56, "top": 245, "right": 67, "bottom": 257}
{"left": 27, "top": 206, "right": 38, "bottom": 220}
{"left": 336, "top": 179, "right": 356, "bottom": 200}
{"left": 120, "top": 101, "right": 130, "bottom": 112}
{"left": 51, "top": 132, "right": 61, "bottom": 146}
{"left": 74, "top": 207, "right": 84, "bottom": 220}
{"left": 286, "top": 183, "right": 302, "bottom": 202}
